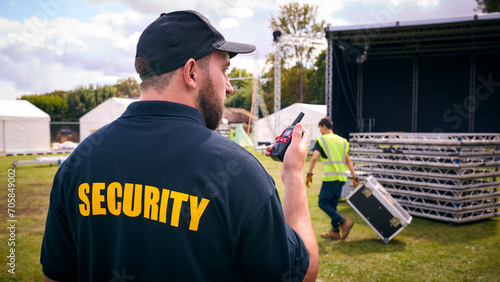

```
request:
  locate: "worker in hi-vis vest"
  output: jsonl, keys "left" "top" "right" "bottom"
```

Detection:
{"left": 306, "top": 117, "right": 358, "bottom": 240}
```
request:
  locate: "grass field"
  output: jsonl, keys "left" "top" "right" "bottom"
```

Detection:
{"left": 1, "top": 150, "right": 499, "bottom": 281}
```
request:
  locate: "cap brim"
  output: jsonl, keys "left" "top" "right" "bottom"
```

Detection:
{"left": 217, "top": 41, "right": 256, "bottom": 58}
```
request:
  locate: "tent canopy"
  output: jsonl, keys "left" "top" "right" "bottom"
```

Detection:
{"left": 234, "top": 124, "right": 253, "bottom": 147}
{"left": 0, "top": 100, "right": 50, "bottom": 121}
{"left": 79, "top": 97, "right": 138, "bottom": 142}
{"left": 0, "top": 100, "right": 51, "bottom": 153}
{"left": 255, "top": 103, "right": 327, "bottom": 148}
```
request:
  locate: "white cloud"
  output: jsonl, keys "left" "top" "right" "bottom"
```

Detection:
{"left": 417, "top": 0, "right": 439, "bottom": 8}
{"left": 219, "top": 17, "right": 239, "bottom": 29}
{"left": 88, "top": 0, "right": 199, "bottom": 15}
{"left": 210, "top": 0, "right": 254, "bottom": 18}
{"left": 0, "top": 83, "right": 26, "bottom": 100}
{"left": 384, "top": 0, "right": 439, "bottom": 9}
{"left": 0, "top": 10, "right": 150, "bottom": 94}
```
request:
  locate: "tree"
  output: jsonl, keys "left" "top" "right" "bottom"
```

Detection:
{"left": 95, "top": 85, "right": 117, "bottom": 105}
{"left": 65, "top": 85, "right": 96, "bottom": 121}
{"left": 281, "top": 63, "right": 307, "bottom": 108}
{"left": 475, "top": 0, "right": 500, "bottom": 12}
{"left": 225, "top": 68, "right": 254, "bottom": 110}
{"left": 306, "top": 50, "right": 326, "bottom": 104}
{"left": 65, "top": 84, "right": 117, "bottom": 121}
{"left": 261, "top": 46, "right": 326, "bottom": 111}
{"left": 269, "top": 2, "right": 326, "bottom": 102}
{"left": 20, "top": 84, "right": 119, "bottom": 122}
{"left": 116, "top": 77, "right": 140, "bottom": 98}
{"left": 20, "top": 91, "right": 68, "bottom": 121}
{"left": 260, "top": 53, "right": 306, "bottom": 112}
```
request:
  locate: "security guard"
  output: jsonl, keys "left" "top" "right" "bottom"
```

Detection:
{"left": 306, "top": 117, "right": 358, "bottom": 240}
{"left": 41, "top": 10, "right": 318, "bottom": 281}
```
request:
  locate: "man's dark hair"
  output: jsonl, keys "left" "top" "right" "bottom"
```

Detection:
{"left": 135, "top": 55, "right": 210, "bottom": 92}
{"left": 318, "top": 117, "right": 333, "bottom": 129}
{"left": 135, "top": 56, "right": 176, "bottom": 92}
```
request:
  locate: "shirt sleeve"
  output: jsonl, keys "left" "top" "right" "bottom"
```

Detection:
{"left": 234, "top": 190, "right": 309, "bottom": 281}
{"left": 40, "top": 168, "right": 79, "bottom": 281}
{"left": 313, "top": 140, "right": 327, "bottom": 159}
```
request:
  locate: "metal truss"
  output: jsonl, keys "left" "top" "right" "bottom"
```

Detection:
{"left": 377, "top": 183, "right": 499, "bottom": 201}
{"left": 353, "top": 164, "right": 500, "bottom": 180}
{"left": 351, "top": 144, "right": 500, "bottom": 157}
{"left": 402, "top": 204, "right": 500, "bottom": 224}
{"left": 351, "top": 154, "right": 500, "bottom": 169}
{"left": 349, "top": 133, "right": 500, "bottom": 223}
{"left": 390, "top": 193, "right": 499, "bottom": 212}
{"left": 356, "top": 172, "right": 498, "bottom": 189}
{"left": 351, "top": 146, "right": 500, "bottom": 157}
{"left": 326, "top": 15, "right": 500, "bottom": 60}
{"left": 350, "top": 133, "right": 500, "bottom": 146}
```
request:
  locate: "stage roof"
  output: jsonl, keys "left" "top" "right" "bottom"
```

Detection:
{"left": 325, "top": 13, "right": 500, "bottom": 60}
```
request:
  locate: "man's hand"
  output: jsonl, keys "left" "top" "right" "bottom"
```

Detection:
{"left": 352, "top": 176, "right": 359, "bottom": 187}
{"left": 266, "top": 124, "right": 318, "bottom": 281}
{"left": 266, "top": 124, "right": 309, "bottom": 180}
{"left": 305, "top": 173, "right": 313, "bottom": 189}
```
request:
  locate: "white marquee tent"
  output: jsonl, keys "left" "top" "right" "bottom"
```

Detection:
{"left": 79, "top": 97, "right": 138, "bottom": 142}
{"left": 255, "top": 103, "right": 327, "bottom": 148}
{"left": 0, "top": 100, "right": 51, "bottom": 153}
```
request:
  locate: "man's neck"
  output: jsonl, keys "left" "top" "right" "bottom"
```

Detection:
{"left": 139, "top": 84, "right": 198, "bottom": 109}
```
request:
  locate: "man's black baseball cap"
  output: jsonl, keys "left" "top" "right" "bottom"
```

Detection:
{"left": 136, "top": 10, "right": 256, "bottom": 80}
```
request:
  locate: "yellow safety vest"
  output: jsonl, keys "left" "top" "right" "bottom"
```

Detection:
{"left": 316, "top": 133, "right": 349, "bottom": 182}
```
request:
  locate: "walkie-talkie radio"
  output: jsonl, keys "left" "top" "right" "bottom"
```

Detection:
{"left": 270, "top": 112, "right": 305, "bottom": 162}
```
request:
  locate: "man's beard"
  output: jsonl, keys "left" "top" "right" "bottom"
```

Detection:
{"left": 198, "top": 76, "right": 225, "bottom": 130}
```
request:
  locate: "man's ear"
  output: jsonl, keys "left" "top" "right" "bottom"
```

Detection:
{"left": 183, "top": 58, "right": 198, "bottom": 89}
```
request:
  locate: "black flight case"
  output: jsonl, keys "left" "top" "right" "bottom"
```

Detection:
{"left": 346, "top": 175, "right": 412, "bottom": 243}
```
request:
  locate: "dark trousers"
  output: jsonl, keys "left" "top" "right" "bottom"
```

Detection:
{"left": 318, "top": 181, "right": 345, "bottom": 232}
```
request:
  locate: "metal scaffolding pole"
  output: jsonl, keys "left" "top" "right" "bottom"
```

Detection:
{"left": 326, "top": 34, "right": 333, "bottom": 119}
{"left": 273, "top": 38, "right": 281, "bottom": 136}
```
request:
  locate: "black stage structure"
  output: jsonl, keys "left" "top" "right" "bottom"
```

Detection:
{"left": 325, "top": 13, "right": 500, "bottom": 139}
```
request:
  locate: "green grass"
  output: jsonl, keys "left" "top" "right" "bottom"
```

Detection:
{"left": 1, "top": 150, "right": 499, "bottom": 281}
{"left": 0, "top": 154, "right": 63, "bottom": 281}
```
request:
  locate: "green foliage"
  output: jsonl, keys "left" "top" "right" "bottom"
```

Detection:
{"left": 65, "top": 84, "right": 117, "bottom": 121}
{"left": 306, "top": 50, "right": 326, "bottom": 104}
{"left": 281, "top": 63, "right": 306, "bottom": 108}
{"left": 269, "top": 2, "right": 325, "bottom": 69}
{"left": 20, "top": 91, "right": 68, "bottom": 121}
{"left": 475, "top": 0, "right": 500, "bottom": 12}
{"left": 225, "top": 68, "right": 254, "bottom": 110}
{"left": 115, "top": 77, "right": 140, "bottom": 98}
{"left": 264, "top": 2, "right": 327, "bottom": 108}
{"left": 18, "top": 78, "right": 138, "bottom": 121}
{"left": 261, "top": 49, "right": 326, "bottom": 112}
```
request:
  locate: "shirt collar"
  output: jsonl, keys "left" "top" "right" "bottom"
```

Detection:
{"left": 120, "top": 100, "right": 206, "bottom": 127}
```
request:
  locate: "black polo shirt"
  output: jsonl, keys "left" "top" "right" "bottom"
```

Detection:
{"left": 41, "top": 101, "right": 309, "bottom": 281}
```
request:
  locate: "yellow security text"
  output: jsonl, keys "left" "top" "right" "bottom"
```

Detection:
{"left": 78, "top": 182, "right": 210, "bottom": 231}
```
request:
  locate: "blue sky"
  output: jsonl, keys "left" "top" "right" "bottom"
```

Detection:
{"left": 2, "top": 0, "right": 127, "bottom": 22}
{"left": 0, "top": 0, "right": 481, "bottom": 100}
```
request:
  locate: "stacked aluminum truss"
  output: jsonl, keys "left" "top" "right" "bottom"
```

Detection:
{"left": 349, "top": 133, "right": 500, "bottom": 224}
